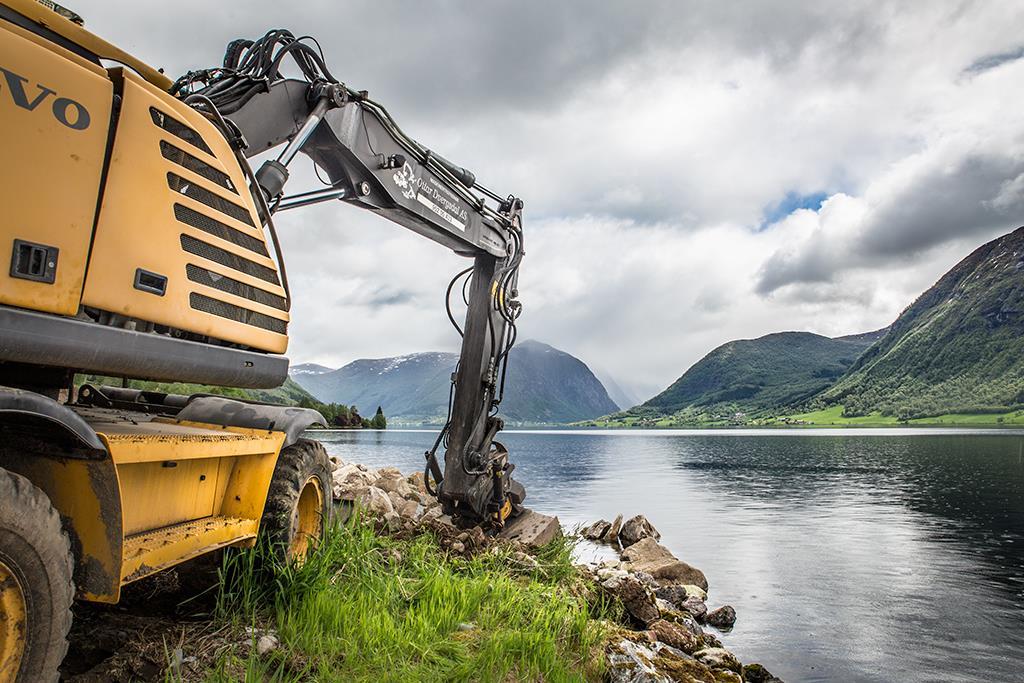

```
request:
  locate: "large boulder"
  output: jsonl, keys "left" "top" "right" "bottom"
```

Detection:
{"left": 582, "top": 519, "right": 612, "bottom": 541}
{"left": 706, "top": 605, "right": 737, "bottom": 630}
{"left": 606, "top": 638, "right": 719, "bottom": 683}
{"left": 621, "top": 538, "right": 708, "bottom": 591}
{"left": 376, "top": 469, "right": 415, "bottom": 499}
{"left": 679, "top": 596, "right": 708, "bottom": 622}
{"left": 354, "top": 486, "right": 394, "bottom": 516}
{"left": 701, "top": 631, "right": 722, "bottom": 649}
{"left": 603, "top": 575, "right": 659, "bottom": 626}
{"left": 497, "top": 510, "right": 561, "bottom": 548}
{"left": 331, "top": 463, "right": 376, "bottom": 500}
{"left": 619, "top": 515, "right": 661, "bottom": 548}
{"left": 406, "top": 471, "right": 428, "bottom": 493}
{"left": 648, "top": 619, "right": 699, "bottom": 654}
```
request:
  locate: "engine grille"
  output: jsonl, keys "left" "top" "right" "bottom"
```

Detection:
{"left": 160, "top": 141, "right": 236, "bottom": 194}
{"left": 174, "top": 204, "right": 268, "bottom": 257}
{"left": 149, "top": 107, "right": 213, "bottom": 155}
{"left": 186, "top": 264, "right": 287, "bottom": 311}
{"left": 149, "top": 105, "right": 286, "bottom": 339}
{"left": 167, "top": 172, "right": 254, "bottom": 227}
{"left": 179, "top": 234, "right": 279, "bottom": 285}
{"left": 189, "top": 292, "right": 287, "bottom": 334}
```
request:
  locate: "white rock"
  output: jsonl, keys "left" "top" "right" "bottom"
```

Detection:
{"left": 256, "top": 634, "right": 279, "bottom": 656}
{"left": 597, "top": 567, "right": 629, "bottom": 582}
{"left": 682, "top": 584, "right": 708, "bottom": 601}
{"left": 358, "top": 486, "right": 394, "bottom": 515}
{"left": 695, "top": 647, "right": 740, "bottom": 672}
{"left": 606, "top": 638, "right": 671, "bottom": 683}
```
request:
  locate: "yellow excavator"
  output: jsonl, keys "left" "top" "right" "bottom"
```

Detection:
{"left": 0, "top": 1, "right": 528, "bottom": 679}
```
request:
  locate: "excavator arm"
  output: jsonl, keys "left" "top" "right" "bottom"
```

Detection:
{"left": 173, "top": 30, "right": 526, "bottom": 526}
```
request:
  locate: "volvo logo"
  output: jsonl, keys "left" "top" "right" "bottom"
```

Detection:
{"left": 0, "top": 66, "right": 90, "bottom": 130}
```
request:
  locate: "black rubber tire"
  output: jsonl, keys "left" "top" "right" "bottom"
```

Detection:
{"left": 0, "top": 468, "right": 74, "bottom": 683}
{"left": 259, "top": 439, "right": 332, "bottom": 562}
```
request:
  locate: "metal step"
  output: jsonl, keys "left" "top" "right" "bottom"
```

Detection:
{"left": 121, "top": 514, "right": 257, "bottom": 584}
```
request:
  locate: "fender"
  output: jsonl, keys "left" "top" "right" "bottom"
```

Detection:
{"left": 0, "top": 386, "right": 122, "bottom": 602}
{"left": 0, "top": 385, "right": 106, "bottom": 456}
{"left": 176, "top": 396, "right": 326, "bottom": 447}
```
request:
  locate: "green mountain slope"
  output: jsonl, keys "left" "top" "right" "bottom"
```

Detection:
{"left": 818, "top": 225, "right": 1024, "bottom": 419}
{"left": 594, "top": 330, "right": 882, "bottom": 425}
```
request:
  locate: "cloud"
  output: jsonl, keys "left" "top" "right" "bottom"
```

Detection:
{"left": 756, "top": 137, "right": 1024, "bottom": 295}
{"left": 68, "top": 0, "right": 1024, "bottom": 398}
{"left": 965, "top": 46, "right": 1024, "bottom": 75}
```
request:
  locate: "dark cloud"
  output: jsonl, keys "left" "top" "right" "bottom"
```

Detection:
{"left": 965, "top": 45, "right": 1024, "bottom": 74}
{"left": 360, "top": 286, "right": 416, "bottom": 308}
{"left": 756, "top": 151, "right": 1024, "bottom": 295}
{"left": 863, "top": 154, "right": 1024, "bottom": 257}
{"left": 78, "top": 1, "right": 886, "bottom": 119}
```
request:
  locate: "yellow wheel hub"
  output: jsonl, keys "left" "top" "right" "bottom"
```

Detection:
{"left": 289, "top": 477, "right": 324, "bottom": 562}
{"left": 0, "top": 560, "right": 26, "bottom": 681}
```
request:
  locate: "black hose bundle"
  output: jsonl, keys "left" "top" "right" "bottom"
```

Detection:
{"left": 171, "top": 30, "right": 336, "bottom": 114}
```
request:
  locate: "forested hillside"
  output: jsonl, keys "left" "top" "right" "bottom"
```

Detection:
{"left": 594, "top": 330, "right": 881, "bottom": 425}
{"left": 817, "top": 226, "right": 1024, "bottom": 419}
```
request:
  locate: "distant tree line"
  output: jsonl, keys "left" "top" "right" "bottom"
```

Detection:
{"left": 297, "top": 398, "right": 387, "bottom": 429}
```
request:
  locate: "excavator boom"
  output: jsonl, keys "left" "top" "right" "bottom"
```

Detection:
{"left": 174, "top": 29, "right": 527, "bottom": 525}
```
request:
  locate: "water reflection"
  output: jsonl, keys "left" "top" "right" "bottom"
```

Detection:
{"left": 312, "top": 429, "right": 1024, "bottom": 683}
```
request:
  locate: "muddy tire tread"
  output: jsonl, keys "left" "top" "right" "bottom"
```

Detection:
{"left": 259, "top": 439, "right": 332, "bottom": 559}
{"left": 0, "top": 467, "right": 74, "bottom": 683}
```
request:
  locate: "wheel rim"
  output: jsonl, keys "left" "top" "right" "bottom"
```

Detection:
{"left": 289, "top": 476, "right": 324, "bottom": 562}
{"left": 0, "top": 560, "right": 27, "bottom": 681}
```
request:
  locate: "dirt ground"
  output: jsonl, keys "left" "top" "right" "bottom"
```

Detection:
{"left": 61, "top": 559, "right": 230, "bottom": 682}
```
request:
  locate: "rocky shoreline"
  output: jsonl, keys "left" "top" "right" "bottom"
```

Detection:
{"left": 332, "top": 458, "right": 784, "bottom": 683}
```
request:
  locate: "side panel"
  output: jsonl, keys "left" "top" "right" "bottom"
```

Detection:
{"left": 0, "top": 19, "right": 112, "bottom": 315}
{"left": 82, "top": 70, "right": 289, "bottom": 353}
{"left": 117, "top": 458, "right": 221, "bottom": 535}
{"left": 0, "top": 453, "right": 124, "bottom": 603}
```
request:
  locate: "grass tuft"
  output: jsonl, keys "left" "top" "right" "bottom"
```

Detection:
{"left": 205, "top": 515, "right": 608, "bottom": 681}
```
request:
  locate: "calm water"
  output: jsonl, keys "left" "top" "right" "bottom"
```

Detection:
{"left": 310, "top": 428, "right": 1024, "bottom": 683}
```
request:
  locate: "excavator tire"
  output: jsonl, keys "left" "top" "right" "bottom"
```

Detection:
{"left": 0, "top": 468, "right": 74, "bottom": 683}
{"left": 259, "top": 439, "right": 332, "bottom": 563}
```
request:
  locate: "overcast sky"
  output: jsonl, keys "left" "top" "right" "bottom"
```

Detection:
{"left": 77, "top": 0, "right": 1024, "bottom": 400}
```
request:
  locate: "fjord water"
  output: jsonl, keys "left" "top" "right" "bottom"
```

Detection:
{"left": 311, "top": 428, "right": 1024, "bottom": 682}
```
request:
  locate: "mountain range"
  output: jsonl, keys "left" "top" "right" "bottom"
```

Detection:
{"left": 596, "top": 225, "right": 1024, "bottom": 425}
{"left": 291, "top": 340, "right": 619, "bottom": 424}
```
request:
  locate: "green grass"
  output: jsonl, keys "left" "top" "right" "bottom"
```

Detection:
{"left": 201, "top": 517, "right": 608, "bottom": 682}
{"left": 778, "top": 404, "right": 1024, "bottom": 427}
{"left": 578, "top": 404, "right": 1024, "bottom": 428}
